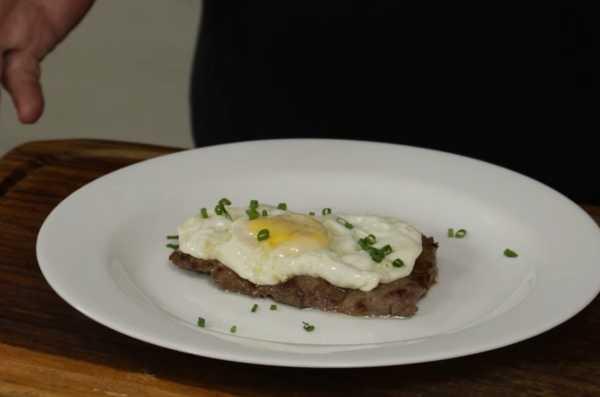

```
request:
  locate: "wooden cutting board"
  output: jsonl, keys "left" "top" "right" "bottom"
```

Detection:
{"left": 1, "top": 139, "right": 598, "bottom": 397}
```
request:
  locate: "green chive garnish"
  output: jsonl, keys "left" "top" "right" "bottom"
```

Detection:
{"left": 368, "top": 247, "right": 385, "bottom": 263}
{"left": 246, "top": 208, "right": 259, "bottom": 220}
{"left": 504, "top": 248, "right": 518, "bottom": 258}
{"left": 302, "top": 321, "right": 315, "bottom": 332}
{"left": 392, "top": 258, "right": 405, "bottom": 268}
{"left": 166, "top": 243, "right": 179, "bottom": 250}
{"left": 357, "top": 234, "right": 393, "bottom": 263}
{"left": 270, "top": 304, "right": 277, "bottom": 311}
{"left": 261, "top": 209, "right": 268, "bottom": 217}
{"left": 358, "top": 235, "right": 377, "bottom": 250}
{"left": 200, "top": 208, "right": 209, "bottom": 218}
{"left": 247, "top": 200, "right": 260, "bottom": 219}
{"left": 230, "top": 325, "right": 237, "bottom": 333}
{"left": 309, "top": 211, "right": 316, "bottom": 216}
{"left": 322, "top": 208, "right": 332, "bottom": 215}
{"left": 455, "top": 229, "right": 467, "bottom": 238}
{"left": 336, "top": 217, "right": 354, "bottom": 229}
{"left": 197, "top": 317, "right": 205, "bottom": 328}
{"left": 277, "top": 202, "right": 287, "bottom": 210}
{"left": 215, "top": 203, "right": 232, "bottom": 220}
{"left": 219, "top": 198, "right": 232, "bottom": 206}
{"left": 257, "top": 229, "right": 270, "bottom": 241}
{"left": 251, "top": 304, "right": 258, "bottom": 313}
{"left": 358, "top": 238, "right": 370, "bottom": 250}
{"left": 448, "top": 228, "right": 454, "bottom": 238}
{"left": 166, "top": 235, "right": 178, "bottom": 240}
{"left": 381, "top": 244, "right": 393, "bottom": 256}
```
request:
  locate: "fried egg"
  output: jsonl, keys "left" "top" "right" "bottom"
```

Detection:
{"left": 177, "top": 204, "right": 422, "bottom": 292}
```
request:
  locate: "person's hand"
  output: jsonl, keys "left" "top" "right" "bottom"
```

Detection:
{"left": 0, "top": 0, "right": 94, "bottom": 123}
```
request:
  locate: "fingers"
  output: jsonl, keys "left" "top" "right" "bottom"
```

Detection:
{"left": 1, "top": 50, "right": 44, "bottom": 123}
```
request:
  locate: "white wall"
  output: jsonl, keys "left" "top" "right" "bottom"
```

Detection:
{"left": 0, "top": 0, "right": 201, "bottom": 154}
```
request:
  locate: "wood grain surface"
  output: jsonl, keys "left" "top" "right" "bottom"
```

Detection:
{"left": 0, "top": 140, "right": 598, "bottom": 397}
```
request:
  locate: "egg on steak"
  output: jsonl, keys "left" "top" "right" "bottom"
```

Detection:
{"left": 177, "top": 200, "right": 423, "bottom": 292}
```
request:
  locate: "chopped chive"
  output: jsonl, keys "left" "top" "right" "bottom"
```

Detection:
{"left": 230, "top": 325, "right": 237, "bottom": 333}
{"left": 219, "top": 198, "right": 232, "bottom": 206}
{"left": 358, "top": 235, "right": 377, "bottom": 250}
{"left": 358, "top": 238, "right": 371, "bottom": 250}
{"left": 336, "top": 217, "right": 354, "bottom": 229}
{"left": 277, "top": 202, "right": 288, "bottom": 210}
{"left": 381, "top": 244, "right": 393, "bottom": 256}
{"left": 246, "top": 208, "right": 260, "bottom": 220}
{"left": 215, "top": 203, "right": 232, "bottom": 220}
{"left": 358, "top": 234, "right": 392, "bottom": 264}
{"left": 247, "top": 200, "right": 260, "bottom": 219}
{"left": 270, "top": 304, "right": 277, "bottom": 311}
{"left": 448, "top": 228, "right": 455, "bottom": 238}
{"left": 251, "top": 304, "right": 259, "bottom": 313}
{"left": 309, "top": 211, "right": 316, "bottom": 216}
{"left": 166, "top": 235, "right": 178, "bottom": 240}
{"left": 200, "top": 208, "right": 209, "bottom": 218}
{"left": 504, "top": 248, "right": 519, "bottom": 258}
{"left": 166, "top": 243, "right": 179, "bottom": 250}
{"left": 455, "top": 229, "right": 467, "bottom": 238}
{"left": 261, "top": 209, "right": 268, "bottom": 217}
{"left": 368, "top": 247, "right": 385, "bottom": 263}
{"left": 257, "top": 229, "right": 270, "bottom": 241}
{"left": 197, "top": 317, "right": 205, "bottom": 328}
{"left": 322, "top": 208, "right": 332, "bottom": 215}
{"left": 302, "top": 321, "right": 315, "bottom": 332}
{"left": 392, "top": 258, "right": 405, "bottom": 268}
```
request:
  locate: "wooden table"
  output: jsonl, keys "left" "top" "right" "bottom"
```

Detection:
{"left": 1, "top": 140, "right": 598, "bottom": 397}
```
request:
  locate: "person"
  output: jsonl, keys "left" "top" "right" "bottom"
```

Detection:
{"left": 1, "top": 1, "right": 596, "bottom": 203}
{"left": 0, "top": 0, "right": 94, "bottom": 123}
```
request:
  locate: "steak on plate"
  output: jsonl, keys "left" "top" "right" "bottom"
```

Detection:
{"left": 169, "top": 236, "right": 438, "bottom": 317}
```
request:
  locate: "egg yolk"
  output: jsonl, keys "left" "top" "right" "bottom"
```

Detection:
{"left": 247, "top": 214, "right": 329, "bottom": 254}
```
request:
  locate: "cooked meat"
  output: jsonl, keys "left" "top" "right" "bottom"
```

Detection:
{"left": 169, "top": 236, "right": 438, "bottom": 317}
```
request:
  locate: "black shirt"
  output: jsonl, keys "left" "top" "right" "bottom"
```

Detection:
{"left": 190, "top": 2, "right": 596, "bottom": 204}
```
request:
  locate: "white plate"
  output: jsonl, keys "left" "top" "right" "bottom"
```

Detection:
{"left": 37, "top": 139, "right": 600, "bottom": 367}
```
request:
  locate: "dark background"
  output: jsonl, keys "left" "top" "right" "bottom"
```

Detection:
{"left": 190, "top": 2, "right": 596, "bottom": 204}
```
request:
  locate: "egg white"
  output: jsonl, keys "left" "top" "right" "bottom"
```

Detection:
{"left": 177, "top": 205, "right": 422, "bottom": 292}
